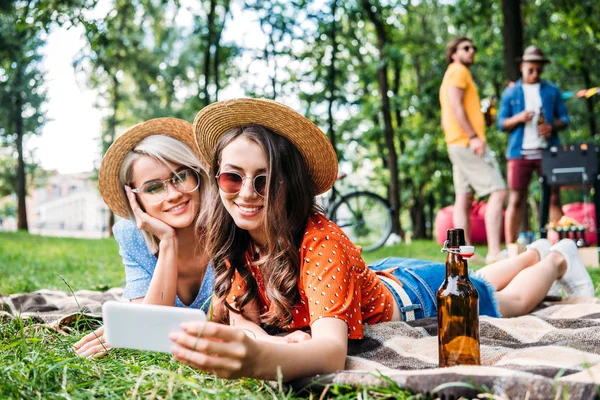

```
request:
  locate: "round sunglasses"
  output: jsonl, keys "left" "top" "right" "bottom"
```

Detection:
{"left": 216, "top": 172, "right": 268, "bottom": 197}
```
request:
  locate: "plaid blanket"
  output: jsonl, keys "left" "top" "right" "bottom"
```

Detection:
{"left": 0, "top": 288, "right": 123, "bottom": 332}
{"left": 294, "top": 297, "right": 600, "bottom": 399}
{"left": 2, "top": 290, "right": 599, "bottom": 398}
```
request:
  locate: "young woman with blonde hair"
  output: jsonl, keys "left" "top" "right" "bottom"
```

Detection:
{"left": 74, "top": 118, "right": 216, "bottom": 357}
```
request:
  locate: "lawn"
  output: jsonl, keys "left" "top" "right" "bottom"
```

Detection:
{"left": 1, "top": 231, "right": 599, "bottom": 399}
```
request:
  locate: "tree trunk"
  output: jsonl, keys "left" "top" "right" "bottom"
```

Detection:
{"left": 327, "top": 0, "right": 339, "bottom": 202}
{"left": 268, "top": 32, "right": 278, "bottom": 100}
{"left": 410, "top": 200, "right": 426, "bottom": 239}
{"left": 360, "top": 0, "right": 402, "bottom": 236}
{"left": 16, "top": 94, "right": 28, "bottom": 231}
{"left": 427, "top": 192, "right": 435, "bottom": 239}
{"left": 203, "top": 0, "right": 217, "bottom": 106}
{"left": 327, "top": 0, "right": 338, "bottom": 152}
{"left": 106, "top": 74, "right": 121, "bottom": 237}
{"left": 581, "top": 66, "right": 597, "bottom": 137}
{"left": 212, "top": 0, "right": 231, "bottom": 101}
{"left": 501, "top": 0, "right": 523, "bottom": 83}
{"left": 392, "top": 60, "right": 404, "bottom": 153}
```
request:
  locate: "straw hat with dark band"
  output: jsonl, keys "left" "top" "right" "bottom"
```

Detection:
{"left": 193, "top": 98, "right": 338, "bottom": 195}
{"left": 99, "top": 117, "right": 196, "bottom": 218}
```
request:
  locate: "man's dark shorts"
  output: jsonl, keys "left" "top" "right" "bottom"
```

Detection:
{"left": 508, "top": 158, "right": 541, "bottom": 190}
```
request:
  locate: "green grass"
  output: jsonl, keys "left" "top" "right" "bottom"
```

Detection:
{"left": 0, "top": 231, "right": 413, "bottom": 399}
{"left": 1, "top": 231, "right": 599, "bottom": 398}
{"left": 0, "top": 231, "right": 123, "bottom": 294}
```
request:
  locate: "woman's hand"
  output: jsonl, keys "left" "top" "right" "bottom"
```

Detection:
{"left": 170, "top": 321, "right": 258, "bottom": 379}
{"left": 72, "top": 326, "right": 111, "bottom": 358}
{"left": 281, "top": 330, "right": 311, "bottom": 343}
{"left": 125, "top": 186, "right": 176, "bottom": 241}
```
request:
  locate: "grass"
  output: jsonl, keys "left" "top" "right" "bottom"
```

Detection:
{"left": 1, "top": 231, "right": 599, "bottom": 399}
{"left": 0, "top": 231, "right": 415, "bottom": 399}
{"left": 0, "top": 231, "right": 123, "bottom": 294}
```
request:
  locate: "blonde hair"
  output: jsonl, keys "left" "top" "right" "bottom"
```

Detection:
{"left": 118, "top": 135, "right": 213, "bottom": 253}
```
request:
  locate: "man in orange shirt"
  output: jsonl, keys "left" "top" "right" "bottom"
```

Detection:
{"left": 440, "top": 36, "right": 507, "bottom": 263}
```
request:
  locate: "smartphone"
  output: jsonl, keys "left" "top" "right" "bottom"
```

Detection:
{"left": 102, "top": 301, "right": 206, "bottom": 353}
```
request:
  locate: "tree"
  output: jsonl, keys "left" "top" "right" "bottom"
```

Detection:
{"left": 359, "top": 0, "right": 402, "bottom": 236}
{"left": 75, "top": 0, "right": 153, "bottom": 234}
{"left": 243, "top": 0, "right": 300, "bottom": 100}
{"left": 501, "top": 0, "right": 523, "bottom": 83}
{"left": 0, "top": 1, "right": 47, "bottom": 231}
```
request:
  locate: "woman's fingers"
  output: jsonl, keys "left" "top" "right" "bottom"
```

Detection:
{"left": 73, "top": 327, "right": 112, "bottom": 358}
{"left": 171, "top": 343, "right": 245, "bottom": 379}
{"left": 170, "top": 323, "right": 255, "bottom": 378}
{"left": 180, "top": 321, "right": 246, "bottom": 343}
{"left": 73, "top": 326, "right": 104, "bottom": 352}
{"left": 78, "top": 343, "right": 111, "bottom": 359}
{"left": 169, "top": 330, "right": 248, "bottom": 360}
{"left": 124, "top": 185, "right": 175, "bottom": 240}
{"left": 124, "top": 186, "right": 148, "bottom": 224}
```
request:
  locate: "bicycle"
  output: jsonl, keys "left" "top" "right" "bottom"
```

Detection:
{"left": 322, "top": 173, "right": 394, "bottom": 252}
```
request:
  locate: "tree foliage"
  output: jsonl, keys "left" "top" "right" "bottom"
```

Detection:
{"left": 2, "top": 0, "right": 598, "bottom": 238}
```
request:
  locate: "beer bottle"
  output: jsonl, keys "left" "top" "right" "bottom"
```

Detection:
{"left": 576, "top": 227, "right": 587, "bottom": 248}
{"left": 437, "top": 229, "right": 481, "bottom": 367}
{"left": 538, "top": 107, "right": 546, "bottom": 125}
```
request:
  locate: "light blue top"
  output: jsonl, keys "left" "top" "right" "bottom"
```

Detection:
{"left": 113, "top": 219, "right": 214, "bottom": 311}
{"left": 497, "top": 78, "right": 569, "bottom": 159}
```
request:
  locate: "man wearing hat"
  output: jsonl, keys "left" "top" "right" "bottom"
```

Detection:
{"left": 497, "top": 45, "right": 570, "bottom": 245}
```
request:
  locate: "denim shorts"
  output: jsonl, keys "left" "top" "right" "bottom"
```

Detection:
{"left": 369, "top": 258, "right": 501, "bottom": 321}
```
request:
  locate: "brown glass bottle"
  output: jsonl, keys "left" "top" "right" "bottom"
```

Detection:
{"left": 437, "top": 229, "right": 481, "bottom": 367}
{"left": 538, "top": 107, "right": 546, "bottom": 125}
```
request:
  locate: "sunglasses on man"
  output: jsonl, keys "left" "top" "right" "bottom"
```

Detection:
{"left": 459, "top": 44, "right": 477, "bottom": 53}
{"left": 527, "top": 67, "right": 543, "bottom": 75}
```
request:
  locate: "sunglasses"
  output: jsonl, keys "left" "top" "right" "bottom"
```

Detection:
{"left": 216, "top": 172, "right": 268, "bottom": 197}
{"left": 527, "top": 67, "right": 543, "bottom": 75}
{"left": 130, "top": 168, "right": 200, "bottom": 205}
{"left": 459, "top": 45, "right": 477, "bottom": 53}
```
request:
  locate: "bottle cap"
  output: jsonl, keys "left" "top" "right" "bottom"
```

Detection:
{"left": 459, "top": 246, "right": 475, "bottom": 258}
{"left": 441, "top": 242, "right": 475, "bottom": 258}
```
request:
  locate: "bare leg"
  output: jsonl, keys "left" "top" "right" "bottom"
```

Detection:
{"left": 454, "top": 192, "right": 473, "bottom": 245}
{"left": 549, "top": 189, "right": 563, "bottom": 222}
{"left": 485, "top": 188, "right": 507, "bottom": 261}
{"left": 505, "top": 189, "right": 527, "bottom": 244}
{"left": 495, "top": 252, "right": 567, "bottom": 317}
{"left": 477, "top": 249, "right": 540, "bottom": 291}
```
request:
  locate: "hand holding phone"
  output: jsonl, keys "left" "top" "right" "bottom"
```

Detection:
{"left": 102, "top": 301, "right": 206, "bottom": 353}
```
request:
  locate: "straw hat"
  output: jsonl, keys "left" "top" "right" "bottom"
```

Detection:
{"left": 193, "top": 98, "right": 338, "bottom": 195}
{"left": 99, "top": 117, "right": 197, "bottom": 218}
{"left": 518, "top": 45, "right": 551, "bottom": 64}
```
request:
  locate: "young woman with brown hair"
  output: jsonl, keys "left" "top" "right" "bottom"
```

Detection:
{"left": 168, "top": 98, "right": 594, "bottom": 381}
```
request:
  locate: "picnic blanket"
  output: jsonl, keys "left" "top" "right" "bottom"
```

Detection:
{"left": 0, "top": 288, "right": 123, "bottom": 332}
{"left": 2, "top": 290, "right": 599, "bottom": 399}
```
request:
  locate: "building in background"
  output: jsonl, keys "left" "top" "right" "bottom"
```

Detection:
{"left": 27, "top": 172, "right": 110, "bottom": 239}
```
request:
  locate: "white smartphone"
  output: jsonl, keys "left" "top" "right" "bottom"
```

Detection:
{"left": 102, "top": 301, "right": 206, "bottom": 353}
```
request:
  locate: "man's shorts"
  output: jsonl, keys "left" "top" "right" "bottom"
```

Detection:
{"left": 507, "top": 158, "right": 541, "bottom": 190}
{"left": 447, "top": 145, "right": 506, "bottom": 196}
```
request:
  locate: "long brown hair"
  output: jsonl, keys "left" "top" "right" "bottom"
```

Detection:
{"left": 207, "top": 125, "right": 319, "bottom": 327}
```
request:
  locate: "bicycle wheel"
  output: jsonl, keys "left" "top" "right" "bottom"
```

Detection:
{"left": 328, "top": 191, "right": 393, "bottom": 252}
